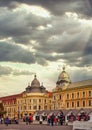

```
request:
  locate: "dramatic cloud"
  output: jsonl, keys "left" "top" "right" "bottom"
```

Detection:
{"left": 0, "top": 1, "right": 92, "bottom": 67}
{"left": 0, "top": 0, "right": 92, "bottom": 18}
{"left": 0, "top": 41, "right": 35, "bottom": 64}
{"left": 0, "top": 0, "right": 92, "bottom": 96}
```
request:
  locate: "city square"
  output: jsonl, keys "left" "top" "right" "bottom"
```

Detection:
{"left": 0, "top": 1, "right": 92, "bottom": 130}
{"left": 0, "top": 123, "right": 72, "bottom": 130}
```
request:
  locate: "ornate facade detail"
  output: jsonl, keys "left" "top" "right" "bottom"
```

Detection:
{"left": 56, "top": 66, "right": 71, "bottom": 89}
{"left": 26, "top": 75, "right": 46, "bottom": 93}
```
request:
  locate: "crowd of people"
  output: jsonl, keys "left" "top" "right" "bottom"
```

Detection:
{"left": 76, "top": 112, "right": 90, "bottom": 121}
{"left": 0, "top": 111, "right": 90, "bottom": 126}
{"left": 23, "top": 111, "right": 65, "bottom": 126}
{"left": 47, "top": 111, "right": 65, "bottom": 126}
{"left": 23, "top": 113, "right": 33, "bottom": 125}
{"left": 0, "top": 116, "right": 18, "bottom": 126}
{"left": 34, "top": 111, "right": 90, "bottom": 125}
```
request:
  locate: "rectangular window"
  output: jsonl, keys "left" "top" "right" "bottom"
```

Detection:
{"left": 72, "top": 102, "right": 74, "bottom": 107}
{"left": 72, "top": 93, "right": 74, "bottom": 99}
{"left": 44, "top": 105, "right": 47, "bottom": 110}
{"left": 89, "top": 100, "right": 91, "bottom": 106}
{"left": 44, "top": 99, "right": 46, "bottom": 103}
{"left": 89, "top": 91, "right": 91, "bottom": 97}
{"left": 33, "top": 106, "right": 37, "bottom": 110}
{"left": 83, "top": 92, "right": 85, "bottom": 98}
{"left": 77, "top": 101, "right": 79, "bottom": 107}
{"left": 60, "top": 95, "right": 61, "bottom": 100}
{"left": 83, "top": 101, "right": 85, "bottom": 107}
{"left": 53, "top": 96, "right": 56, "bottom": 100}
{"left": 77, "top": 92, "right": 79, "bottom": 98}
{"left": 24, "top": 106, "right": 26, "bottom": 110}
{"left": 33, "top": 99, "right": 37, "bottom": 103}
{"left": 39, "top": 105, "right": 41, "bottom": 110}
{"left": 67, "top": 94, "right": 69, "bottom": 99}
{"left": 67, "top": 102, "right": 69, "bottom": 108}
{"left": 39, "top": 99, "right": 41, "bottom": 102}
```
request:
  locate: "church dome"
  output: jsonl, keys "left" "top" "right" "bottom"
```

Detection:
{"left": 31, "top": 74, "right": 40, "bottom": 87}
{"left": 58, "top": 67, "right": 71, "bottom": 83}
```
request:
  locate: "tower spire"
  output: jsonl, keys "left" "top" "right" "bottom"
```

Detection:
{"left": 63, "top": 66, "right": 65, "bottom": 71}
{"left": 34, "top": 73, "right": 36, "bottom": 78}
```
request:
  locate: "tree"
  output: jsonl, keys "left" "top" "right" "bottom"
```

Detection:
{"left": 0, "top": 102, "right": 6, "bottom": 116}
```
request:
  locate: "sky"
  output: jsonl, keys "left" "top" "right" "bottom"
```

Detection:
{"left": 0, "top": 0, "right": 92, "bottom": 97}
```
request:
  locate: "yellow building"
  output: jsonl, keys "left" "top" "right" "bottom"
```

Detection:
{"left": 0, "top": 94, "right": 22, "bottom": 118}
{"left": 52, "top": 67, "right": 92, "bottom": 110}
{"left": 0, "top": 68, "right": 92, "bottom": 119}
{"left": 17, "top": 75, "right": 52, "bottom": 118}
{"left": 0, "top": 75, "right": 52, "bottom": 119}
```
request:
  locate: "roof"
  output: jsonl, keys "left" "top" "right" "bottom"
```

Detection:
{"left": 26, "top": 75, "right": 47, "bottom": 93}
{"left": 0, "top": 93, "right": 23, "bottom": 101}
{"left": 31, "top": 75, "right": 40, "bottom": 88}
{"left": 67, "top": 79, "right": 92, "bottom": 89}
{"left": 57, "top": 67, "right": 71, "bottom": 84}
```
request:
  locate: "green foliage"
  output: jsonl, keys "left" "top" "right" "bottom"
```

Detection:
{"left": 0, "top": 103, "right": 4, "bottom": 110}
{"left": 0, "top": 102, "right": 6, "bottom": 116}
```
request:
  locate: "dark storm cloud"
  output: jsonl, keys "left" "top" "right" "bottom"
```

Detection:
{"left": 70, "top": 68, "right": 92, "bottom": 82}
{"left": 81, "top": 55, "right": 92, "bottom": 66}
{"left": 34, "top": 25, "right": 90, "bottom": 53}
{"left": 35, "top": 52, "right": 62, "bottom": 62}
{"left": 0, "top": 0, "right": 92, "bottom": 67}
{"left": 83, "top": 33, "right": 92, "bottom": 55}
{"left": 0, "top": 0, "right": 92, "bottom": 18}
{"left": 0, "top": 8, "right": 50, "bottom": 40}
{"left": 0, "top": 41, "right": 35, "bottom": 64}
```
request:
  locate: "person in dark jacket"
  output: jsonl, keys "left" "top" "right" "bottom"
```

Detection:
{"left": 50, "top": 113, "right": 55, "bottom": 126}
{"left": 59, "top": 111, "right": 64, "bottom": 125}
{"left": 5, "top": 116, "right": 9, "bottom": 126}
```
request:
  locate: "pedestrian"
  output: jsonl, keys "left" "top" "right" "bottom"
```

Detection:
{"left": 25, "top": 114, "right": 29, "bottom": 125}
{"left": 39, "top": 115, "right": 43, "bottom": 124}
{"left": 47, "top": 114, "right": 51, "bottom": 125}
{"left": 5, "top": 116, "right": 9, "bottom": 126}
{"left": 59, "top": 111, "right": 64, "bottom": 125}
{"left": 54, "top": 115, "right": 57, "bottom": 125}
{"left": 50, "top": 113, "right": 55, "bottom": 126}
{"left": 1, "top": 117, "right": 4, "bottom": 124}
{"left": 29, "top": 113, "right": 33, "bottom": 125}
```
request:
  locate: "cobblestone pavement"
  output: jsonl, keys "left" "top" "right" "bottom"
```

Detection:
{"left": 0, "top": 123, "right": 73, "bottom": 130}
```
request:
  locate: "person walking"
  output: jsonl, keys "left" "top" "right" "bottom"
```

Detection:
{"left": 5, "top": 116, "right": 9, "bottom": 126}
{"left": 50, "top": 113, "right": 55, "bottom": 126}
{"left": 47, "top": 114, "right": 51, "bottom": 125}
{"left": 59, "top": 111, "right": 64, "bottom": 125}
{"left": 25, "top": 114, "right": 29, "bottom": 125}
{"left": 39, "top": 115, "right": 43, "bottom": 124}
{"left": 29, "top": 113, "right": 33, "bottom": 125}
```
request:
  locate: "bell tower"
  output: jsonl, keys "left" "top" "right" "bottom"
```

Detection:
{"left": 56, "top": 66, "right": 71, "bottom": 88}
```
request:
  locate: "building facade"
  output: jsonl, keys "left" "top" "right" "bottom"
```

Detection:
{"left": 0, "top": 94, "right": 22, "bottom": 118}
{"left": 0, "top": 68, "right": 92, "bottom": 119}
{"left": 0, "top": 75, "right": 52, "bottom": 119}
{"left": 52, "top": 67, "right": 92, "bottom": 110}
